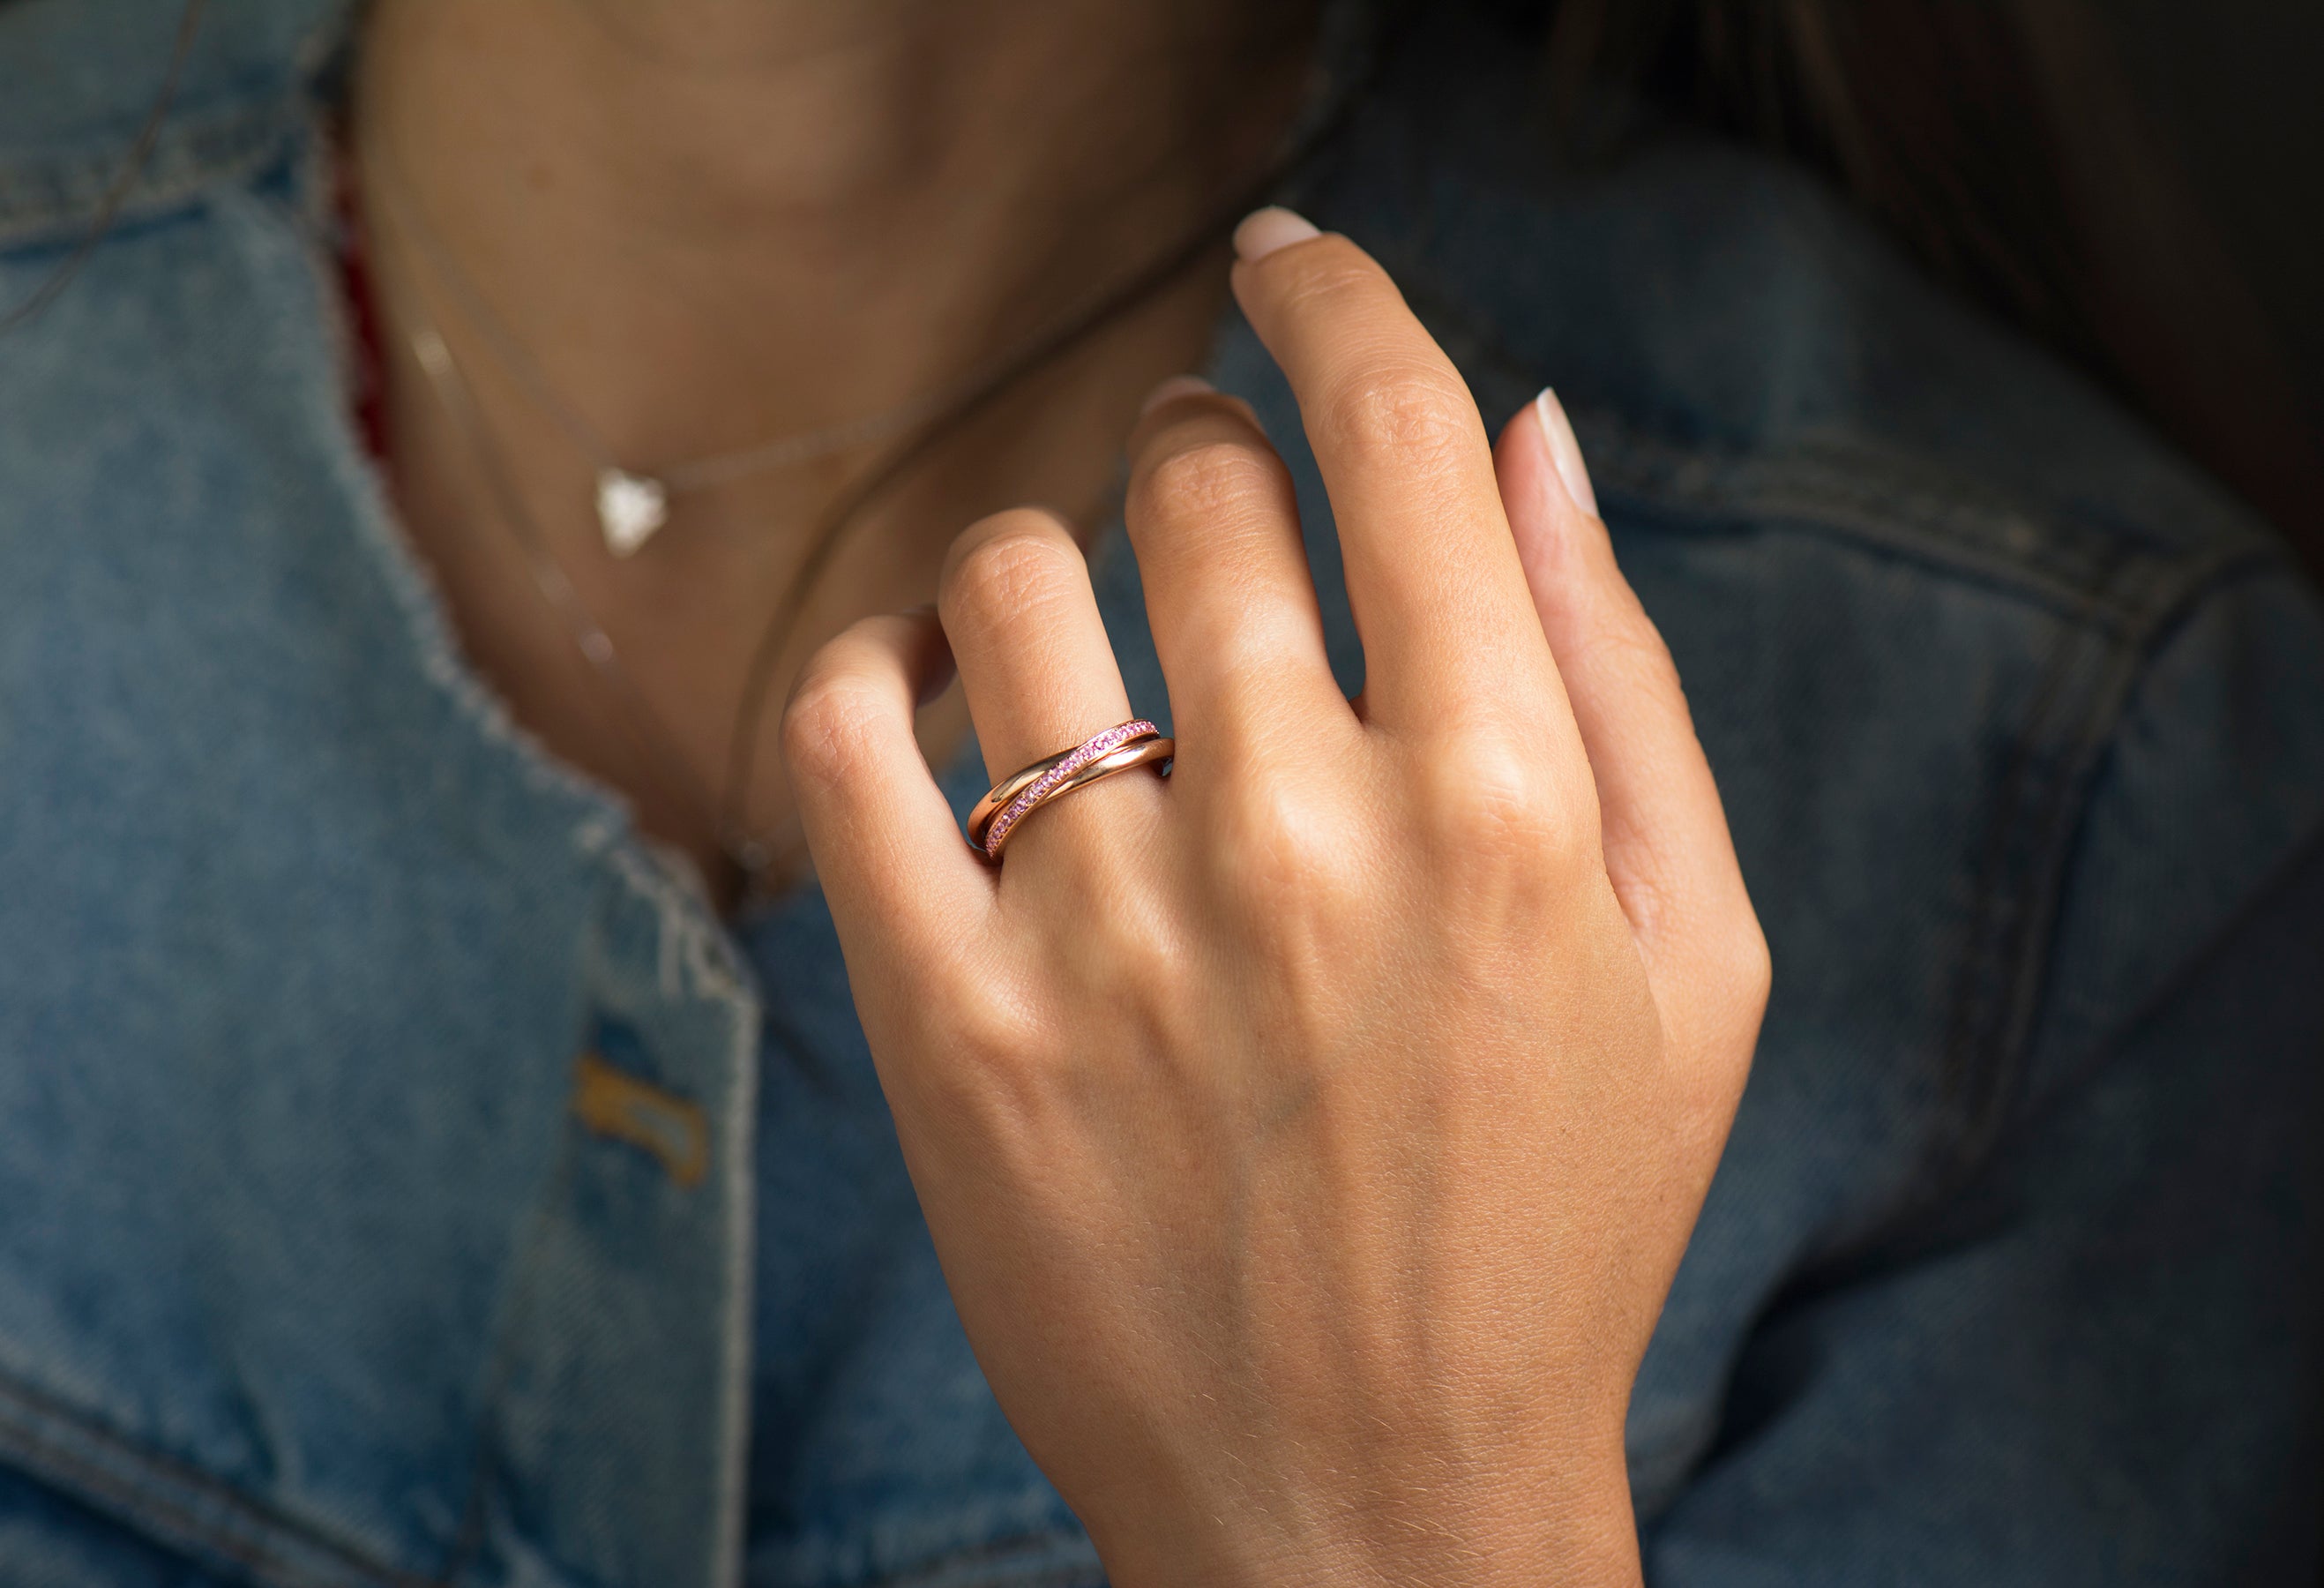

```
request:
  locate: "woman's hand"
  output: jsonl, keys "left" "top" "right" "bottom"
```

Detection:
{"left": 781, "top": 209, "right": 1768, "bottom": 1588}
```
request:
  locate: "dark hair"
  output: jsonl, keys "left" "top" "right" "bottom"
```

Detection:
{"left": 1538, "top": 0, "right": 2324, "bottom": 573}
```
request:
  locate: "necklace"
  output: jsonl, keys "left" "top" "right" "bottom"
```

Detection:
{"left": 399, "top": 310, "right": 780, "bottom": 869}
{"left": 354, "top": 11, "right": 1378, "bottom": 900}
{"left": 363, "top": 0, "right": 1384, "bottom": 564}
{"left": 371, "top": 153, "right": 968, "bottom": 558}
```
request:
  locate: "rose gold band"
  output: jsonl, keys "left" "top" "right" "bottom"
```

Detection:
{"left": 965, "top": 746, "right": 1097, "bottom": 846}
{"left": 967, "top": 719, "right": 1172, "bottom": 860}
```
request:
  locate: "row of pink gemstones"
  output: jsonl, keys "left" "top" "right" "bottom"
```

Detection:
{"left": 980, "top": 720, "right": 1162, "bottom": 859}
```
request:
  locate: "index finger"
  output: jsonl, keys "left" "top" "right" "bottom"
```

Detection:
{"left": 1229, "top": 208, "right": 1560, "bottom": 736}
{"left": 782, "top": 609, "right": 996, "bottom": 966}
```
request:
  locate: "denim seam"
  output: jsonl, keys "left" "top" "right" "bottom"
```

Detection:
{"left": 1393, "top": 271, "right": 2273, "bottom": 628}
{"left": 602, "top": 842, "right": 756, "bottom": 1007}
{"left": 1796, "top": 537, "right": 2258, "bottom": 1275}
{"left": 1932, "top": 547, "right": 2146, "bottom": 1168}
{"left": 1944, "top": 547, "right": 2310, "bottom": 1161}
{"left": 591, "top": 844, "right": 764, "bottom": 1588}
{"left": 0, "top": 1364, "right": 427, "bottom": 1588}
{"left": 0, "top": 98, "right": 297, "bottom": 251}
{"left": 431, "top": 1109, "right": 591, "bottom": 1588}
{"left": 563, "top": 813, "right": 761, "bottom": 1588}
{"left": 1392, "top": 266, "right": 2304, "bottom": 1269}
{"left": 243, "top": 113, "right": 759, "bottom": 1586}
{"left": 415, "top": 875, "right": 758, "bottom": 1588}
{"left": 714, "top": 943, "right": 761, "bottom": 1588}
{"left": 415, "top": 808, "right": 758, "bottom": 1588}
{"left": 0, "top": 0, "right": 355, "bottom": 250}
{"left": 2002, "top": 817, "right": 2324, "bottom": 1145}
{"left": 1590, "top": 438, "right": 2212, "bottom": 633}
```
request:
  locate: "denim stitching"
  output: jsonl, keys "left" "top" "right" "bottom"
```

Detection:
{"left": 117, "top": 111, "right": 762, "bottom": 1585}
{"left": 1934, "top": 543, "right": 2267, "bottom": 1172}
{"left": 430, "top": 1122, "right": 581, "bottom": 1588}
{"left": 1396, "top": 272, "right": 2274, "bottom": 633}
{"left": 0, "top": 1366, "right": 425, "bottom": 1588}
{"left": 415, "top": 845, "right": 759, "bottom": 1588}
{"left": 1929, "top": 549, "right": 2136, "bottom": 1168}
{"left": 0, "top": 0, "right": 357, "bottom": 250}
{"left": 288, "top": 73, "right": 763, "bottom": 1567}
{"left": 1998, "top": 817, "right": 2324, "bottom": 1147}
{"left": 1393, "top": 266, "right": 2295, "bottom": 1268}
{"left": 0, "top": 100, "right": 297, "bottom": 251}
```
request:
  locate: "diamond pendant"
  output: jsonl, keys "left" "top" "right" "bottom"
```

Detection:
{"left": 596, "top": 468, "right": 669, "bottom": 558}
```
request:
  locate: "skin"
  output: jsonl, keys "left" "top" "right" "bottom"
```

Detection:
{"left": 353, "top": 0, "right": 1302, "bottom": 896}
{"left": 785, "top": 213, "right": 1768, "bottom": 1582}
{"left": 356, "top": 1, "right": 1769, "bottom": 1577}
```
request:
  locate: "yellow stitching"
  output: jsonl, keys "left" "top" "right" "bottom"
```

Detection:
{"left": 571, "top": 1052, "right": 708, "bottom": 1188}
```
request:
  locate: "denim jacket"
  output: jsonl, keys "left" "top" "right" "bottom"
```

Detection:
{"left": 4, "top": 2, "right": 2322, "bottom": 1584}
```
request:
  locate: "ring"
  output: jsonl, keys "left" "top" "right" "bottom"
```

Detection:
{"left": 966, "top": 720, "right": 1161, "bottom": 850}
{"left": 967, "top": 719, "right": 1173, "bottom": 861}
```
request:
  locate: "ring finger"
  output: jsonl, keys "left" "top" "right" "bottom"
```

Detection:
{"left": 937, "top": 507, "right": 1152, "bottom": 863}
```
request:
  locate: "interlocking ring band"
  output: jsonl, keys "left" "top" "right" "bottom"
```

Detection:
{"left": 967, "top": 719, "right": 1174, "bottom": 861}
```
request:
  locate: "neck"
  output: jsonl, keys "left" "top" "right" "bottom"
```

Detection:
{"left": 346, "top": 0, "right": 1313, "bottom": 903}
{"left": 354, "top": 0, "right": 1308, "bottom": 482}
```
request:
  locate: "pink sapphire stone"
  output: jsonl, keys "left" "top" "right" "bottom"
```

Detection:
{"left": 983, "top": 720, "right": 1161, "bottom": 858}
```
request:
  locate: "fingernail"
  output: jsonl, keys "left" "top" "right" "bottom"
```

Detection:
{"left": 1139, "top": 374, "right": 1214, "bottom": 418}
{"left": 1533, "top": 387, "right": 1598, "bottom": 517}
{"left": 1233, "top": 206, "right": 1319, "bottom": 262}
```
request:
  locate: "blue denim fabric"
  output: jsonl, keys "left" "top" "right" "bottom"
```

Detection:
{"left": 4, "top": 3, "right": 2321, "bottom": 1585}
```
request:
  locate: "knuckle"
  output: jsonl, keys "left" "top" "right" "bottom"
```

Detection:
{"left": 1071, "top": 880, "right": 1194, "bottom": 1007}
{"left": 1133, "top": 436, "right": 1288, "bottom": 527}
{"left": 1674, "top": 910, "right": 1770, "bottom": 1115}
{"left": 1211, "top": 775, "right": 1365, "bottom": 910}
{"left": 1414, "top": 729, "right": 1588, "bottom": 869}
{"left": 779, "top": 655, "right": 891, "bottom": 790}
{"left": 940, "top": 513, "right": 1083, "bottom": 631}
{"left": 942, "top": 981, "right": 1047, "bottom": 1071}
{"left": 1576, "top": 604, "right": 1687, "bottom": 706}
{"left": 1721, "top": 910, "right": 1775, "bottom": 1026}
{"left": 1317, "top": 361, "right": 1478, "bottom": 471}
{"left": 1266, "top": 235, "right": 1390, "bottom": 315}
{"left": 904, "top": 971, "right": 1057, "bottom": 1123}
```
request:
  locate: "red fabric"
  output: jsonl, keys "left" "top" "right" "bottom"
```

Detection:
{"left": 333, "top": 149, "right": 391, "bottom": 464}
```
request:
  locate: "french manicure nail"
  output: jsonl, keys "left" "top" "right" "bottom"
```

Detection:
{"left": 1233, "top": 206, "right": 1320, "bottom": 262}
{"left": 1139, "top": 374, "right": 1214, "bottom": 418}
{"left": 1534, "top": 387, "right": 1598, "bottom": 517}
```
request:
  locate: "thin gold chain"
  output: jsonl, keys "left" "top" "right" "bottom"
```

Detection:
{"left": 368, "top": 148, "right": 985, "bottom": 498}
{"left": 354, "top": 25, "right": 1373, "bottom": 902}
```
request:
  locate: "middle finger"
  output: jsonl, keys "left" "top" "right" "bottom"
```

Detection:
{"left": 1123, "top": 379, "right": 1349, "bottom": 761}
{"left": 1229, "top": 209, "right": 1562, "bottom": 735}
